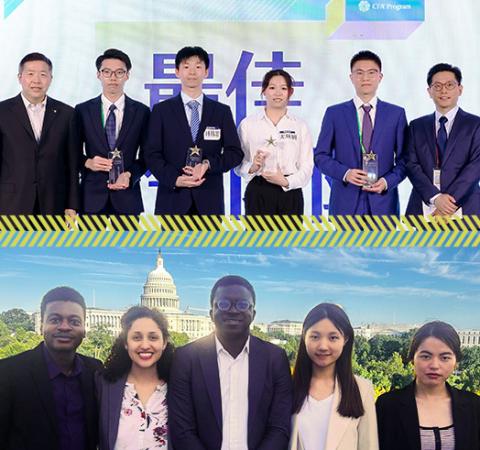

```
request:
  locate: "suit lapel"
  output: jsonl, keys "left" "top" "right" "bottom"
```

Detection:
{"left": 88, "top": 96, "right": 109, "bottom": 154}
{"left": 370, "top": 99, "right": 385, "bottom": 154}
{"left": 422, "top": 113, "right": 437, "bottom": 166}
{"left": 442, "top": 108, "right": 464, "bottom": 167}
{"left": 343, "top": 101, "right": 362, "bottom": 165}
{"left": 171, "top": 94, "right": 194, "bottom": 145}
{"left": 11, "top": 94, "right": 36, "bottom": 142}
{"left": 116, "top": 95, "right": 136, "bottom": 150}
{"left": 449, "top": 383, "right": 469, "bottom": 450}
{"left": 199, "top": 334, "right": 223, "bottom": 431}
{"left": 107, "top": 376, "right": 127, "bottom": 450}
{"left": 325, "top": 380, "right": 352, "bottom": 450}
{"left": 79, "top": 357, "right": 98, "bottom": 450}
{"left": 398, "top": 383, "right": 421, "bottom": 450}
{"left": 196, "top": 96, "right": 215, "bottom": 145}
{"left": 247, "top": 336, "right": 267, "bottom": 440}
{"left": 39, "top": 97, "right": 59, "bottom": 145}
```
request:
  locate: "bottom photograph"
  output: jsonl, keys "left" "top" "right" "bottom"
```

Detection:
{"left": 1, "top": 247, "right": 479, "bottom": 450}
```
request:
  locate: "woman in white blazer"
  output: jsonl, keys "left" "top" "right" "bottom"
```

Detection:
{"left": 289, "top": 303, "right": 379, "bottom": 450}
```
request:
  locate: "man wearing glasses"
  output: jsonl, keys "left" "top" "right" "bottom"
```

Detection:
{"left": 75, "top": 48, "right": 149, "bottom": 216}
{"left": 168, "top": 275, "right": 292, "bottom": 450}
{"left": 315, "top": 50, "right": 407, "bottom": 216}
{"left": 406, "top": 63, "right": 480, "bottom": 217}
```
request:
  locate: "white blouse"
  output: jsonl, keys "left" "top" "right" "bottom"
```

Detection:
{"left": 235, "top": 110, "right": 314, "bottom": 191}
{"left": 114, "top": 382, "right": 168, "bottom": 450}
{"left": 297, "top": 394, "right": 334, "bottom": 450}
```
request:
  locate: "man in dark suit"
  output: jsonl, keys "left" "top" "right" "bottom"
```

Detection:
{"left": 0, "top": 286, "right": 102, "bottom": 450}
{"left": 315, "top": 50, "right": 407, "bottom": 215}
{"left": 76, "top": 48, "right": 149, "bottom": 215}
{"left": 145, "top": 46, "right": 243, "bottom": 215}
{"left": 168, "top": 275, "right": 292, "bottom": 450}
{"left": 406, "top": 63, "right": 480, "bottom": 217}
{"left": 0, "top": 53, "right": 79, "bottom": 216}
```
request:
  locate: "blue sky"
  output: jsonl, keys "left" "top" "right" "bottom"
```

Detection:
{"left": 1, "top": 247, "right": 479, "bottom": 329}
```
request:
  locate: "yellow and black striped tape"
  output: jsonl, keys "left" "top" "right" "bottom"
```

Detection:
{"left": 0, "top": 215, "right": 479, "bottom": 247}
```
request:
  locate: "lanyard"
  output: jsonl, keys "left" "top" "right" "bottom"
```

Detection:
{"left": 355, "top": 109, "right": 368, "bottom": 154}
{"left": 101, "top": 104, "right": 105, "bottom": 128}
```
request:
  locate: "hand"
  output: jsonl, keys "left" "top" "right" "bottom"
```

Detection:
{"left": 108, "top": 171, "right": 131, "bottom": 190}
{"left": 175, "top": 174, "right": 205, "bottom": 188}
{"left": 183, "top": 162, "right": 208, "bottom": 181}
{"left": 85, "top": 156, "right": 112, "bottom": 172}
{"left": 363, "top": 177, "right": 387, "bottom": 193}
{"left": 433, "top": 193, "right": 458, "bottom": 216}
{"left": 262, "top": 165, "right": 288, "bottom": 188}
{"left": 249, "top": 150, "right": 266, "bottom": 173}
{"left": 345, "top": 169, "right": 368, "bottom": 186}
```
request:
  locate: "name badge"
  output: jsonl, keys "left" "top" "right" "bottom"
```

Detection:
{"left": 433, "top": 169, "right": 441, "bottom": 190}
{"left": 279, "top": 130, "right": 297, "bottom": 141}
{"left": 204, "top": 127, "right": 221, "bottom": 141}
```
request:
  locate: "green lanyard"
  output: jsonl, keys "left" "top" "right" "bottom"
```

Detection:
{"left": 355, "top": 110, "right": 367, "bottom": 155}
{"left": 101, "top": 104, "right": 105, "bottom": 128}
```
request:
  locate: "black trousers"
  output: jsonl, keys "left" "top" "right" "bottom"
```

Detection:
{"left": 244, "top": 176, "right": 304, "bottom": 215}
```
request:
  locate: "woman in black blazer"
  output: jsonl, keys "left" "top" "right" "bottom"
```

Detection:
{"left": 376, "top": 321, "right": 480, "bottom": 450}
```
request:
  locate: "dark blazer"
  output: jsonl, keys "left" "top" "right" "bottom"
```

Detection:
{"left": 75, "top": 95, "right": 150, "bottom": 214}
{"left": 0, "top": 343, "right": 102, "bottom": 450}
{"left": 376, "top": 382, "right": 480, "bottom": 450}
{"left": 168, "top": 333, "right": 292, "bottom": 450}
{"left": 144, "top": 94, "right": 243, "bottom": 214}
{"left": 406, "top": 109, "right": 480, "bottom": 215}
{"left": 314, "top": 99, "right": 407, "bottom": 215}
{"left": 0, "top": 94, "right": 79, "bottom": 214}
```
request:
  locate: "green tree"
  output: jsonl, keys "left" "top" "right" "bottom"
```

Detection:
{"left": 79, "top": 325, "right": 115, "bottom": 362}
{"left": 0, "top": 308, "right": 34, "bottom": 332}
{"left": 170, "top": 331, "right": 189, "bottom": 348}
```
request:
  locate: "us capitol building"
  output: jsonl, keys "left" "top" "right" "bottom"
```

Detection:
{"left": 34, "top": 252, "right": 213, "bottom": 340}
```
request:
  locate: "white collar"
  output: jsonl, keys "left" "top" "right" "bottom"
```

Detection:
{"left": 353, "top": 95, "right": 378, "bottom": 110}
{"left": 21, "top": 92, "right": 47, "bottom": 109}
{"left": 215, "top": 334, "right": 250, "bottom": 357}
{"left": 181, "top": 91, "right": 204, "bottom": 107}
{"left": 435, "top": 106, "right": 459, "bottom": 123}
{"left": 101, "top": 93, "right": 125, "bottom": 110}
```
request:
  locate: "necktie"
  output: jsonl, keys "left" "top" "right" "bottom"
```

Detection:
{"left": 105, "top": 104, "right": 117, "bottom": 150}
{"left": 29, "top": 103, "right": 43, "bottom": 142}
{"left": 437, "top": 116, "right": 448, "bottom": 165}
{"left": 361, "top": 104, "right": 373, "bottom": 152}
{"left": 187, "top": 100, "right": 200, "bottom": 142}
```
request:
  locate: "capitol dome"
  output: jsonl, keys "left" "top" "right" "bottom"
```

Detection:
{"left": 141, "top": 251, "right": 180, "bottom": 312}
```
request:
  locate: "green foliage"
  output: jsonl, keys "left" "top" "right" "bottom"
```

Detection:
{"left": 78, "top": 325, "right": 115, "bottom": 361}
{"left": 170, "top": 331, "right": 190, "bottom": 348}
{"left": 0, "top": 319, "right": 42, "bottom": 359}
{"left": 0, "top": 308, "right": 34, "bottom": 332}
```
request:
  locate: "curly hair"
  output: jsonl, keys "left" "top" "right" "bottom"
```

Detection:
{"left": 103, "top": 306, "right": 174, "bottom": 382}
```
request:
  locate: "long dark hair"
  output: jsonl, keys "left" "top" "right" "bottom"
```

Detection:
{"left": 292, "top": 303, "right": 364, "bottom": 418}
{"left": 103, "top": 306, "right": 174, "bottom": 382}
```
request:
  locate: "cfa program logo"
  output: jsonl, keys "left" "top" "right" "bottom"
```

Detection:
{"left": 358, "top": 0, "right": 371, "bottom": 12}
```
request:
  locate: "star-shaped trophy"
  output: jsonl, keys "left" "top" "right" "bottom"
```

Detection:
{"left": 108, "top": 148, "right": 124, "bottom": 184}
{"left": 362, "top": 151, "right": 378, "bottom": 187}
{"left": 186, "top": 145, "right": 203, "bottom": 167}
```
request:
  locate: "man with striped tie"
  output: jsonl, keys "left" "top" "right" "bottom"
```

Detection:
{"left": 145, "top": 46, "right": 243, "bottom": 215}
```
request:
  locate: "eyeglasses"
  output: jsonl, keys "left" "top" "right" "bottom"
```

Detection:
{"left": 430, "top": 81, "right": 459, "bottom": 92}
{"left": 214, "top": 299, "right": 253, "bottom": 312}
{"left": 100, "top": 68, "right": 127, "bottom": 79}
{"left": 352, "top": 69, "right": 380, "bottom": 78}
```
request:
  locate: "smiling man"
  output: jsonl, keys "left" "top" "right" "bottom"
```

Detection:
{"left": 0, "top": 286, "right": 102, "bottom": 450}
{"left": 75, "top": 48, "right": 150, "bottom": 216}
{"left": 145, "top": 46, "right": 243, "bottom": 215}
{"left": 168, "top": 275, "right": 292, "bottom": 450}
{"left": 406, "top": 63, "right": 480, "bottom": 217}
{"left": 0, "top": 53, "right": 79, "bottom": 216}
{"left": 314, "top": 50, "right": 407, "bottom": 216}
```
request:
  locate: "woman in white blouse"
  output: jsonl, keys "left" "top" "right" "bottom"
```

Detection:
{"left": 235, "top": 69, "right": 313, "bottom": 215}
{"left": 97, "top": 306, "right": 174, "bottom": 450}
{"left": 289, "top": 303, "right": 378, "bottom": 450}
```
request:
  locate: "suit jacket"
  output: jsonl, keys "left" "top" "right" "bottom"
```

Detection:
{"left": 289, "top": 375, "right": 379, "bottom": 450}
{"left": 405, "top": 108, "right": 480, "bottom": 215}
{"left": 167, "top": 333, "right": 293, "bottom": 450}
{"left": 0, "top": 94, "right": 79, "bottom": 214}
{"left": 314, "top": 99, "right": 407, "bottom": 215}
{"left": 0, "top": 342, "right": 102, "bottom": 450}
{"left": 75, "top": 95, "right": 150, "bottom": 214}
{"left": 144, "top": 94, "right": 243, "bottom": 214}
{"left": 376, "top": 381, "right": 480, "bottom": 450}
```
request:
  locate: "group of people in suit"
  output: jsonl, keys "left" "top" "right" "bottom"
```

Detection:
{"left": 2, "top": 46, "right": 479, "bottom": 219}
{"left": 1, "top": 279, "right": 479, "bottom": 450}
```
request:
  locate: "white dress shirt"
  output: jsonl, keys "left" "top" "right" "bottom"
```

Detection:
{"left": 215, "top": 335, "right": 249, "bottom": 450}
{"left": 21, "top": 93, "right": 47, "bottom": 142}
{"left": 353, "top": 95, "right": 378, "bottom": 129}
{"left": 181, "top": 91, "right": 204, "bottom": 125}
{"left": 297, "top": 394, "right": 334, "bottom": 450}
{"left": 102, "top": 94, "right": 125, "bottom": 139}
{"left": 236, "top": 110, "right": 314, "bottom": 191}
{"left": 435, "top": 106, "right": 459, "bottom": 137}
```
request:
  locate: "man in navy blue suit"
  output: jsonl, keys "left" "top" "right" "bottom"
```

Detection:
{"left": 145, "top": 46, "right": 243, "bottom": 215}
{"left": 75, "top": 49, "right": 149, "bottom": 215}
{"left": 406, "top": 63, "right": 480, "bottom": 216}
{"left": 315, "top": 50, "right": 407, "bottom": 216}
{"left": 168, "top": 275, "right": 292, "bottom": 450}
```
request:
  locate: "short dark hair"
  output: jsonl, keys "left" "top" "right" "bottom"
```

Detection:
{"left": 19, "top": 52, "right": 52, "bottom": 73}
{"left": 292, "top": 303, "right": 364, "bottom": 418}
{"left": 261, "top": 69, "right": 294, "bottom": 93}
{"left": 209, "top": 275, "right": 256, "bottom": 306}
{"left": 103, "top": 306, "right": 174, "bottom": 382}
{"left": 95, "top": 48, "right": 132, "bottom": 71}
{"left": 427, "top": 63, "right": 462, "bottom": 86}
{"left": 350, "top": 50, "right": 382, "bottom": 72}
{"left": 40, "top": 286, "right": 86, "bottom": 321}
{"left": 175, "top": 46, "right": 210, "bottom": 70}
{"left": 408, "top": 321, "right": 461, "bottom": 362}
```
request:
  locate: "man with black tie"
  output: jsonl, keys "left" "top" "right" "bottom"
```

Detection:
{"left": 75, "top": 48, "right": 150, "bottom": 215}
{"left": 145, "top": 46, "right": 243, "bottom": 215}
{"left": 0, "top": 286, "right": 102, "bottom": 450}
{"left": 0, "top": 53, "right": 79, "bottom": 216}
